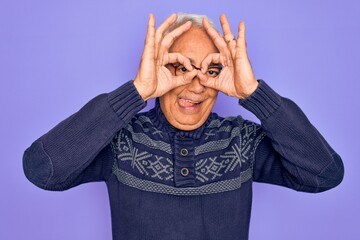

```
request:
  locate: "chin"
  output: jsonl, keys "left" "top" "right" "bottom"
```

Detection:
{"left": 170, "top": 114, "right": 209, "bottom": 131}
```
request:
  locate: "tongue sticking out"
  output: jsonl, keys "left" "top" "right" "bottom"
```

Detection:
{"left": 178, "top": 98, "right": 199, "bottom": 107}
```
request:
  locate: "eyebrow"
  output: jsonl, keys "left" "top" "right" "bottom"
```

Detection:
{"left": 188, "top": 58, "right": 195, "bottom": 64}
{"left": 188, "top": 58, "right": 222, "bottom": 69}
{"left": 208, "top": 63, "right": 222, "bottom": 68}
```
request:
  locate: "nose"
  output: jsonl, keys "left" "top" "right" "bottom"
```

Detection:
{"left": 187, "top": 72, "right": 205, "bottom": 94}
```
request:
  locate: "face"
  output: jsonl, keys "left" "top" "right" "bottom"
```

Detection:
{"left": 160, "top": 27, "right": 219, "bottom": 131}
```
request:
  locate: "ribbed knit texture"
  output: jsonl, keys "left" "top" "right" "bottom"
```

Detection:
{"left": 239, "top": 80, "right": 281, "bottom": 120}
{"left": 23, "top": 80, "right": 344, "bottom": 239}
{"left": 108, "top": 80, "right": 146, "bottom": 121}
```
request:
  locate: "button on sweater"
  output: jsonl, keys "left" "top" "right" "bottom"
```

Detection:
{"left": 23, "top": 80, "right": 344, "bottom": 240}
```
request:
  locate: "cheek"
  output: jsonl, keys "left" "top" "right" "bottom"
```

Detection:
{"left": 167, "top": 86, "right": 186, "bottom": 102}
{"left": 160, "top": 86, "right": 185, "bottom": 109}
{"left": 207, "top": 89, "right": 219, "bottom": 103}
{"left": 199, "top": 90, "right": 218, "bottom": 116}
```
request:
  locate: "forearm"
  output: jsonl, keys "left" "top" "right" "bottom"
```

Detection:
{"left": 23, "top": 81, "right": 146, "bottom": 191}
{"left": 241, "top": 80, "right": 344, "bottom": 192}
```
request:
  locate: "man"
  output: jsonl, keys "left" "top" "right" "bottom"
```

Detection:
{"left": 23, "top": 13, "right": 344, "bottom": 240}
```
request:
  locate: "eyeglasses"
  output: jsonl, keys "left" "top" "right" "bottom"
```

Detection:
{"left": 168, "top": 63, "right": 222, "bottom": 77}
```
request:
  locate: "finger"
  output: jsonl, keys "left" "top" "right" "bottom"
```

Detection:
{"left": 159, "top": 21, "right": 192, "bottom": 52}
{"left": 157, "top": 21, "right": 192, "bottom": 65}
{"left": 202, "top": 17, "right": 229, "bottom": 54}
{"left": 163, "top": 53, "right": 193, "bottom": 71}
{"left": 197, "top": 71, "right": 217, "bottom": 90}
{"left": 220, "top": 14, "right": 236, "bottom": 58}
{"left": 236, "top": 21, "right": 248, "bottom": 58}
{"left": 220, "top": 14, "right": 234, "bottom": 41}
{"left": 197, "top": 71, "right": 208, "bottom": 83}
{"left": 200, "top": 53, "right": 227, "bottom": 73}
{"left": 142, "top": 14, "right": 156, "bottom": 61}
{"left": 155, "top": 13, "right": 177, "bottom": 58}
{"left": 203, "top": 17, "right": 233, "bottom": 68}
{"left": 174, "top": 69, "right": 198, "bottom": 87}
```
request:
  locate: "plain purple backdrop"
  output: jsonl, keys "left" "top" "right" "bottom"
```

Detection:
{"left": 1, "top": 0, "right": 359, "bottom": 239}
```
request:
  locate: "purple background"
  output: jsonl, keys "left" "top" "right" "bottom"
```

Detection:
{"left": 1, "top": 0, "right": 358, "bottom": 239}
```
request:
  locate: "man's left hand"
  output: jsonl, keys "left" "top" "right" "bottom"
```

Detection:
{"left": 197, "top": 14, "right": 258, "bottom": 99}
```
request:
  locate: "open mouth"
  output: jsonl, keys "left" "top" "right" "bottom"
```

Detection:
{"left": 178, "top": 98, "right": 202, "bottom": 108}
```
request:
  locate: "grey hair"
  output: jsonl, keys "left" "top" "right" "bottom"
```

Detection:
{"left": 165, "top": 13, "right": 218, "bottom": 34}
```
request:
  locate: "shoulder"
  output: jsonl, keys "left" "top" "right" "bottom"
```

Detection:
{"left": 114, "top": 109, "right": 156, "bottom": 137}
{"left": 205, "top": 112, "right": 244, "bottom": 135}
{"left": 202, "top": 113, "right": 265, "bottom": 158}
{"left": 206, "top": 112, "right": 263, "bottom": 137}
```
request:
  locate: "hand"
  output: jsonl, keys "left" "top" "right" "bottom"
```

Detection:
{"left": 133, "top": 14, "right": 198, "bottom": 101}
{"left": 198, "top": 14, "right": 259, "bottom": 99}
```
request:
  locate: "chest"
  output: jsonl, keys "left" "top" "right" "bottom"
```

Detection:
{"left": 111, "top": 123, "right": 258, "bottom": 196}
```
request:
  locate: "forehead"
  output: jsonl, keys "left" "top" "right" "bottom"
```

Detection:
{"left": 169, "top": 27, "right": 219, "bottom": 64}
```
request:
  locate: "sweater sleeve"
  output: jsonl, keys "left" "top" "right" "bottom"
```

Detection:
{"left": 239, "top": 80, "right": 344, "bottom": 192}
{"left": 23, "top": 81, "right": 146, "bottom": 191}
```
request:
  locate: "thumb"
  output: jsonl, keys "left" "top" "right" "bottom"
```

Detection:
{"left": 198, "top": 72, "right": 217, "bottom": 90}
{"left": 173, "top": 69, "right": 198, "bottom": 88}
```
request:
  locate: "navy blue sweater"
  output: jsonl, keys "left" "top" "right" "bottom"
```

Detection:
{"left": 23, "top": 80, "right": 344, "bottom": 240}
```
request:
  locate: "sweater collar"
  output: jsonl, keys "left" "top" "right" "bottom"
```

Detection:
{"left": 149, "top": 98, "right": 213, "bottom": 139}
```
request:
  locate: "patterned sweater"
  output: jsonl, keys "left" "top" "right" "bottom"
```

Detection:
{"left": 23, "top": 80, "right": 344, "bottom": 240}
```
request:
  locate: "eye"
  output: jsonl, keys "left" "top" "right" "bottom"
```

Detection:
{"left": 206, "top": 68, "right": 221, "bottom": 77}
{"left": 175, "top": 65, "right": 188, "bottom": 75}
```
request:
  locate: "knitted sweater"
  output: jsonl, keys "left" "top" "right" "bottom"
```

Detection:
{"left": 23, "top": 80, "right": 344, "bottom": 240}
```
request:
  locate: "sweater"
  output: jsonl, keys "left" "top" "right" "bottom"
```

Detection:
{"left": 23, "top": 80, "right": 344, "bottom": 240}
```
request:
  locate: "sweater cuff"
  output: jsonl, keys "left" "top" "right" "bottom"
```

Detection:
{"left": 107, "top": 80, "right": 147, "bottom": 122}
{"left": 239, "top": 80, "right": 282, "bottom": 121}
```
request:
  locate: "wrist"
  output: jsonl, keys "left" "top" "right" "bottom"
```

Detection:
{"left": 239, "top": 80, "right": 281, "bottom": 120}
{"left": 133, "top": 78, "right": 151, "bottom": 101}
{"left": 237, "top": 80, "right": 259, "bottom": 99}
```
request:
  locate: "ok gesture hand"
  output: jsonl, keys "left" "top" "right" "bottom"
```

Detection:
{"left": 198, "top": 14, "right": 259, "bottom": 99}
{"left": 134, "top": 14, "right": 198, "bottom": 101}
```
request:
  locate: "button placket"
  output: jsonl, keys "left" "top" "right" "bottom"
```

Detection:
{"left": 180, "top": 148, "right": 188, "bottom": 156}
{"left": 180, "top": 168, "right": 189, "bottom": 177}
{"left": 174, "top": 135, "right": 195, "bottom": 187}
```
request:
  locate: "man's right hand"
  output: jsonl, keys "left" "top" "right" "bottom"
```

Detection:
{"left": 133, "top": 13, "right": 198, "bottom": 101}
